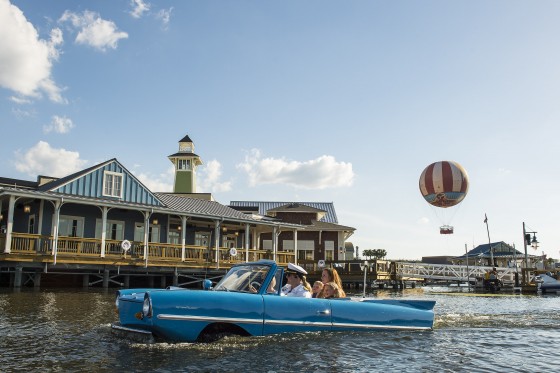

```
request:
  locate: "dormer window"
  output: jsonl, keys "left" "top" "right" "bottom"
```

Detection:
{"left": 178, "top": 159, "right": 191, "bottom": 170}
{"left": 103, "top": 171, "right": 123, "bottom": 198}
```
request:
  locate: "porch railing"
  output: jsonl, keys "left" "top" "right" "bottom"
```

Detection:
{"left": 2, "top": 233, "right": 294, "bottom": 267}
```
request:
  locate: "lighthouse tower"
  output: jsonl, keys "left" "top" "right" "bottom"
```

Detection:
{"left": 168, "top": 135, "right": 203, "bottom": 194}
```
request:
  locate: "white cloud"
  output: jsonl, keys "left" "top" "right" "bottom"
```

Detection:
{"left": 237, "top": 149, "right": 355, "bottom": 189}
{"left": 59, "top": 10, "right": 128, "bottom": 51}
{"left": 133, "top": 166, "right": 174, "bottom": 193}
{"left": 14, "top": 141, "right": 87, "bottom": 177}
{"left": 198, "top": 160, "right": 232, "bottom": 193}
{"left": 43, "top": 115, "right": 74, "bottom": 134}
{"left": 130, "top": 0, "right": 150, "bottom": 18}
{"left": 10, "top": 96, "right": 32, "bottom": 104}
{"left": 0, "top": 0, "right": 64, "bottom": 102}
{"left": 11, "top": 107, "right": 36, "bottom": 120}
{"left": 155, "top": 8, "right": 173, "bottom": 29}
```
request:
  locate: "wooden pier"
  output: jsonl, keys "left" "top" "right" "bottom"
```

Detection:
{"left": 0, "top": 235, "right": 546, "bottom": 293}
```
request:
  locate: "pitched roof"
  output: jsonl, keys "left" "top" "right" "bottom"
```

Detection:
{"left": 167, "top": 152, "right": 201, "bottom": 158}
{"left": 179, "top": 135, "right": 193, "bottom": 143}
{"left": 267, "top": 203, "right": 326, "bottom": 214}
{"left": 155, "top": 193, "right": 260, "bottom": 222}
{"left": 229, "top": 201, "right": 339, "bottom": 223}
{"left": 454, "top": 241, "right": 527, "bottom": 259}
{"left": 37, "top": 159, "right": 115, "bottom": 192}
{"left": 0, "top": 177, "right": 37, "bottom": 190}
{"left": 308, "top": 220, "right": 355, "bottom": 231}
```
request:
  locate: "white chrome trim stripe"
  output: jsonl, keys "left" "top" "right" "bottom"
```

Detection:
{"left": 332, "top": 322, "right": 432, "bottom": 330}
{"left": 157, "top": 314, "right": 432, "bottom": 330}
{"left": 158, "top": 314, "right": 263, "bottom": 324}
{"left": 264, "top": 320, "right": 332, "bottom": 327}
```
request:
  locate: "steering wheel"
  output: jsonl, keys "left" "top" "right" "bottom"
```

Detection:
{"left": 250, "top": 281, "right": 261, "bottom": 292}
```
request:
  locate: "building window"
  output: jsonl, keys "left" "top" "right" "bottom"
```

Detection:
{"left": 169, "top": 230, "right": 180, "bottom": 245}
{"left": 28, "top": 215, "right": 35, "bottom": 234}
{"left": 178, "top": 159, "right": 191, "bottom": 170}
{"left": 134, "top": 223, "right": 160, "bottom": 243}
{"left": 195, "top": 232, "right": 210, "bottom": 247}
{"left": 58, "top": 215, "right": 84, "bottom": 237}
{"left": 95, "top": 219, "right": 125, "bottom": 240}
{"left": 325, "top": 240, "right": 334, "bottom": 261}
{"left": 283, "top": 240, "right": 294, "bottom": 251}
{"left": 103, "top": 171, "right": 123, "bottom": 198}
{"left": 297, "top": 240, "right": 315, "bottom": 261}
{"left": 224, "top": 235, "right": 237, "bottom": 248}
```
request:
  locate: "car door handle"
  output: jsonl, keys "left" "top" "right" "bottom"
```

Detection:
{"left": 317, "top": 310, "right": 330, "bottom": 315}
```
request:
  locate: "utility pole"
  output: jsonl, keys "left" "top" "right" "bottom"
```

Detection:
{"left": 484, "top": 214, "right": 494, "bottom": 266}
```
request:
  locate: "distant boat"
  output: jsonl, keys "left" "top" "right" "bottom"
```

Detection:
{"left": 536, "top": 273, "right": 560, "bottom": 294}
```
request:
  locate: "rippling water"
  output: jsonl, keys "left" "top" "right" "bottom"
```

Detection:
{"left": 1, "top": 287, "right": 558, "bottom": 372}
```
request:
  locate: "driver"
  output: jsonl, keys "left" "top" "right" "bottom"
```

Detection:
{"left": 281, "top": 263, "right": 312, "bottom": 298}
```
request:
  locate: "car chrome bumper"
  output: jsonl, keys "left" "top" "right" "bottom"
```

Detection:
{"left": 111, "top": 322, "right": 155, "bottom": 344}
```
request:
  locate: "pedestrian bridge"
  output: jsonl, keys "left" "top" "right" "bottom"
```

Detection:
{"left": 395, "top": 262, "right": 521, "bottom": 285}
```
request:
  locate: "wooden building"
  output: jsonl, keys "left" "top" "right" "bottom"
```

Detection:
{"left": 0, "top": 134, "right": 354, "bottom": 288}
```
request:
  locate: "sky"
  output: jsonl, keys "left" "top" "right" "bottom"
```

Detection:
{"left": 1, "top": 0, "right": 560, "bottom": 261}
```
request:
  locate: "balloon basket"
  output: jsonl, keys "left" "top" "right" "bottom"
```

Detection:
{"left": 440, "top": 225, "right": 454, "bottom": 234}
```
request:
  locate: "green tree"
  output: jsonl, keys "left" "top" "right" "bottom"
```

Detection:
{"left": 361, "top": 249, "right": 387, "bottom": 260}
{"left": 362, "top": 249, "right": 375, "bottom": 259}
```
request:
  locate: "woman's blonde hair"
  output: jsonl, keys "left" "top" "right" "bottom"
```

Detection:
{"left": 300, "top": 275, "right": 312, "bottom": 292}
{"left": 320, "top": 268, "right": 346, "bottom": 297}
{"left": 324, "top": 281, "right": 341, "bottom": 298}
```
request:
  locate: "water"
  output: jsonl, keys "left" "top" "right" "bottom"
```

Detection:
{"left": 1, "top": 287, "right": 559, "bottom": 372}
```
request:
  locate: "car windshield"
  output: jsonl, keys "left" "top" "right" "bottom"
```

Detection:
{"left": 214, "top": 264, "right": 271, "bottom": 293}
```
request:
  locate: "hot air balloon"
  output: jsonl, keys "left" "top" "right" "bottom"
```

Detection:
{"left": 419, "top": 161, "right": 469, "bottom": 234}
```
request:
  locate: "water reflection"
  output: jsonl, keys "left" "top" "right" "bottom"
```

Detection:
{"left": 0, "top": 288, "right": 558, "bottom": 372}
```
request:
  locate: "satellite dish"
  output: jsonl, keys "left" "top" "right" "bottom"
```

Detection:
{"left": 318, "top": 260, "right": 326, "bottom": 268}
{"left": 229, "top": 247, "right": 238, "bottom": 256}
{"left": 121, "top": 240, "right": 131, "bottom": 252}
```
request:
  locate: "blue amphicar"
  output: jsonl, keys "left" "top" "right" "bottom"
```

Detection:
{"left": 111, "top": 260, "right": 435, "bottom": 343}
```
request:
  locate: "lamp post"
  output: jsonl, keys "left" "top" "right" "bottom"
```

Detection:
{"left": 359, "top": 260, "right": 372, "bottom": 298}
{"left": 484, "top": 214, "right": 494, "bottom": 266}
{"left": 522, "top": 222, "right": 538, "bottom": 285}
{"left": 522, "top": 222, "right": 538, "bottom": 268}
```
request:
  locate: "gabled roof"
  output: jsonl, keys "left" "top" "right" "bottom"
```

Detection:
{"left": 37, "top": 159, "right": 164, "bottom": 206}
{"left": 454, "top": 241, "right": 527, "bottom": 259}
{"left": 179, "top": 135, "right": 193, "bottom": 143}
{"left": 229, "top": 201, "right": 339, "bottom": 223}
{"left": 38, "top": 159, "right": 115, "bottom": 192}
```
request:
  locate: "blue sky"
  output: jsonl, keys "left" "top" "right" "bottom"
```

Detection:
{"left": 1, "top": 0, "right": 559, "bottom": 261}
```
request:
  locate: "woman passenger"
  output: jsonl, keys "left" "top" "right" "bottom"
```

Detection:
{"left": 318, "top": 268, "right": 346, "bottom": 298}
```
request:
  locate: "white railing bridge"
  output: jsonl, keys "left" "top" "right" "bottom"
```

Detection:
{"left": 395, "top": 262, "right": 521, "bottom": 284}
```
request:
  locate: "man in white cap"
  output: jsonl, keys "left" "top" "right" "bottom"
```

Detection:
{"left": 281, "top": 263, "right": 312, "bottom": 298}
